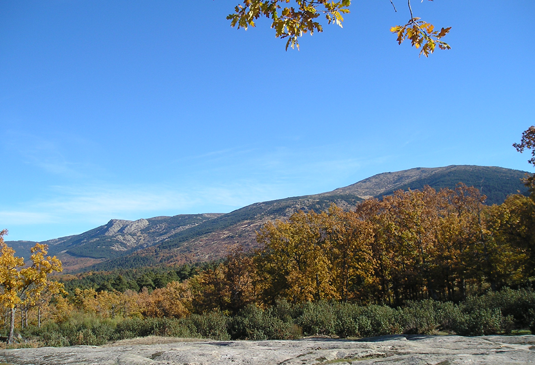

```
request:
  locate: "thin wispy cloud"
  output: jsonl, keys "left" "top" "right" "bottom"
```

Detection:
{"left": 42, "top": 185, "right": 200, "bottom": 216}
{"left": 198, "top": 182, "right": 289, "bottom": 208}
{"left": 169, "top": 146, "right": 257, "bottom": 166}
{"left": 4, "top": 131, "right": 88, "bottom": 179}
{"left": 0, "top": 211, "right": 56, "bottom": 226}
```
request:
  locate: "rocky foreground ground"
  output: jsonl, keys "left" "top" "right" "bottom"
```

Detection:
{"left": 0, "top": 335, "right": 534, "bottom": 365}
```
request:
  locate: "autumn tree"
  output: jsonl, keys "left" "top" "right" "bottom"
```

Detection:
{"left": 222, "top": 247, "right": 257, "bottom": 313}
{"left": 190, "top": 247, "right": 257, "bottom": 314}
{"left": 320, "top": 206, "right": 376, "bottom": 303}
{"left": 513, "top": 126, "right": 535, "bottom": 192}
{"left": 352, "top": 197, "right": 394, "bottom": 304}
{"left": 228, "top": 0, "right": 450, "bottom": 54}
{"left": 440, "top": 185, "right": 490, "bottom": 297}
{"left": 0, "top": 231, "right": 63, "bottom": 343}
{"left": 378, "top": 188, "right": 444, "bottom": 303}
{"left": 483, "top": 195, "right": 531, "bottom": 287}
{"left": 255, "top": 210, "right": 339, "bottom": 304}
{"left": 0, "top": 230, "right": 24, "bottom": 343}
{"left": 21, "top": 244, "right": 65, "bottom": 328}
{"left": 254, "top": 207, "right": 380, "bottom": 305}
{"left": 140, "top": 281, "right": 192, "bottom": 318}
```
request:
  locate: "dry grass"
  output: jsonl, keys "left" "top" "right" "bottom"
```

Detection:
{"left": 104, "top": 335, "right": 203, "bottom": 347}
{"left": 0, "top": 339, "right": 41, "bottom": 350}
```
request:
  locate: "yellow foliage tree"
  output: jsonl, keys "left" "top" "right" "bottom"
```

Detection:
{"left": 141, "top": 281, "right": 192, "bottom": 318}
{"left": 321, "top": 206, "right": 376, "bottom": 303}
{"left": 0, "top": 230, "right": 64, "bottom": 343}
{"left": 256, "top": 210, "right": 339, "bottom": 304}
{"left": 72, "top": 288, "right": 125, "bottom": 318}
{"left": 21, "top": 243, "right": 64, "bottom": 328}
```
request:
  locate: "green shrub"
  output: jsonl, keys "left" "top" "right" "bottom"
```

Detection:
{"left": 529, "top": 309, "right": 535, "bottom": 334}
{"left": 296, "top": 301, "right": 337, "bottom": 336}
{"left": 163, "top": 319, "right": 199, "bottom": 338}
{"left": 332, "top": 302, "right": 361, "bottom": 338}
{"left": 356, "top": 305, "right": 401, "bottom": 337}
{"left": 463, "top": 288, "right": 535, "bottom": 329}
{"left": 450, "top": 308, "right": 503, "bottom": 336}
{"left": 30, "top": 288, "right": 535, "bottom": 346}
{"left": 40, "top": 330, "right": 70, "bottom": 347}
{"left": 270, "top": 299, "right": 299, "bottom": 323}
{"left": 295, "top": 302, "right": 401, "bottom": 338}
{"left": 31, "top": 314, "right": 119, "bottom": 346}
{"left": 229, "top": 304, "right": 298, "bottom": 340}
{"left": 112, "top": 317, "right": 198, "bottom": 339}
{"left": 187, "top": 311, "right": 230, "bottom": 340}
{"left": 399, "top": 299, "right": 461, "bottom": 334}
{"left": 502, "top": 315, "right": 515, "bottom": 334}
{"left": 115, "top": 317, "right": 155, "bottom": 338}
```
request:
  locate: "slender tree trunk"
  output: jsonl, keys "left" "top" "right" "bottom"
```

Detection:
{"left": 38, "top": 306, "right": 41, "bottom": 328}
{"left": 8, "top": 307, "right": 16, "bottom": 345}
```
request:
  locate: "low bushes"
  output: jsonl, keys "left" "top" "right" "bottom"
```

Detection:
{"left": 188, "top": 312, "right": 230, "bottom": 340}
{"left": 22, "top": 288, "right": 535, "bottom": 346}
{"left": 29, "top": 313, "right": 120, "bottom": 346}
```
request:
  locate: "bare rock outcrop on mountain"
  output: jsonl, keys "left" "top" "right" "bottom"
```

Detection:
{"left": 1, "top": 335, "right": 534, "bottom": 365}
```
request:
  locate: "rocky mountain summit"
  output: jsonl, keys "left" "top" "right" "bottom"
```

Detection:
{"left": 7, "top": 214, "right": 222, "bottom": 263}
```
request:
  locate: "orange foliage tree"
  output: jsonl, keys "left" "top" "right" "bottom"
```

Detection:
{"left": 190, "top": 247, "right": 257, "bottom": 314}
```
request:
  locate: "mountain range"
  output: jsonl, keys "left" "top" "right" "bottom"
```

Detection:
{"left": 6, "top": 165, "right": 530, "bottom": 272}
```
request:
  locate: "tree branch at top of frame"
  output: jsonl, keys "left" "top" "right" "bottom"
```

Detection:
{"left": 227, "top": 0, "right": 451, "bottom": 55}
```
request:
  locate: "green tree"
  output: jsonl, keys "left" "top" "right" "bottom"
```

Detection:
{"left": 112, "top": 275, "right": 129, "bottom": 292}
{"left": 136, "top": 274, "right": 155, "bottom": 291}
{"left": 228, "top": 0, "right": 450, "bottom": 54}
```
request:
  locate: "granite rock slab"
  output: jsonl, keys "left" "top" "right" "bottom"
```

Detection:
{"left": 0, "top": 335, "right": 534, "bottom": 365}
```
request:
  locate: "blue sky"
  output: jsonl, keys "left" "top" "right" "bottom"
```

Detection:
{"left": 1, "top": 1, "right": 534, "bottom": 242}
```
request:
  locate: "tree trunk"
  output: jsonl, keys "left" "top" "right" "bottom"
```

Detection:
{"left": 8, "top": 307, "right": 16, "bottom": 345}
{"left": 38, "top": 306, "right": 41, "bottom": 328}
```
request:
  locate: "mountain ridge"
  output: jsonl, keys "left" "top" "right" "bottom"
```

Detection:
{"left": 6, "top": 165, "right": 530, "bottom": 272}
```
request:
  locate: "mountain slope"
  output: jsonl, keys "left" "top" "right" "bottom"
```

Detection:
{"left": 82, "top": 165, "right": 530, "bottom": 272}
{"left": 6, "top": 165, "right": 529, "bottom": 272}
{"left": 7, "top": 213, "right": 222, "bottom": 262}
{"left": 87, "top": 193, "right": 365, "bottom": 271}
{"left": 326, "top": 165, "right": 529, "bottom": 204}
